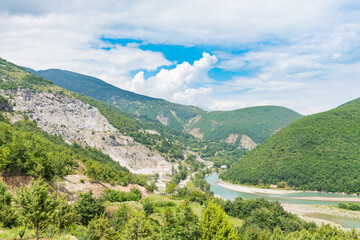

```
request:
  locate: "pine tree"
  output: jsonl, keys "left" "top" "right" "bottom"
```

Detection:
{"left": 110, "top": 203, "right": 129, "bottom": 231}
{"left": 121, "top": 211, "right": 158, "bottom": 240}
{"left": 88, "top": 212, "right": 115, "bottom": 240}
{"left": 16, "top": 178, "right": 58, "bottom": 240}
{"left": 75, "top": 190, "right": 105, "bottom": 225}
{"left": 0, "top": 180, "right": 17, "bottom": 228}
{"left": 161, "top": 201, "right": 201, "bottom": 240}
{"left": 199, "top": 201, "right": 237, "bottom": 240}
{"left": 270, "top": 226, "right": 284, "bottom": 240}
{"left": 55, "top": 196, "right": 78, "bottom": 236}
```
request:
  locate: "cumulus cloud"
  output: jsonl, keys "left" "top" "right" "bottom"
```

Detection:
{"left": 0, "top": 0, "right": 360, "bottom": 114}
{"left": 122, "top": 53, "right": 217, "bottom": 106}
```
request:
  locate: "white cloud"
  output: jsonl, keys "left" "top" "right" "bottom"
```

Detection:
{"left": 0, "top": 0, "right": 359, "bottom": 115}
{"left": 122, "top": 53, "right": 217, "bottom": 104}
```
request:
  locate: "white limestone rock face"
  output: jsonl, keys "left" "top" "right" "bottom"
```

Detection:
{"left": 239, "top": 134, "right": 257, "bottom": 150}
{"left": 6, "top": 89, "right": 172, "bottom": 175}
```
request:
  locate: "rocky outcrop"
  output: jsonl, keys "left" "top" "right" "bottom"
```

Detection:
{"left": 188, "top": 127, "right": 204, "bottom": 139}
{"left": 0, "top": 100, "right": 11, "bottom": 112}
{"left": 225, "top": 134, "right": 238, "bottom": 144}
{"left": 5, "top": 89, "right": 172, "bottom": 175}
{"left": 156, "top": 113, "right": 169, "bottom": 125}
{"left": 239, "top": 134, "right": 257, "bottom": 150}
{"left": 0, "top": 91, "right": 12, "bottom": 112}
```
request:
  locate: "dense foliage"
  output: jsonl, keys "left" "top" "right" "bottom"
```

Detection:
{"left": 339, "top": 202, "right": 360, "bottom": 211}
{"left": 75, "top": 191, "right": 105, "bottom": 225}
{"left": 0, "top": 120, "right": 76, "bottom": 178}
{"left": 187, "top": 106, "right": 302, "bottom": 143}
{"left": 1, "top": 178, "right": 360, "bottom": 240}
{"left": 101, "top": 188, "right": 142, "bottom": 202}
{"left": 0, "top": 58, "right": 53, "bottom": 91}
{"left": 224, "top": 197, "right": 315, "bottom": 235}
{"left": 221, "top": 98, "right": 360, "bottom": 193}
{"left": 0, "top": 116, "right": 152, "bottom": 188}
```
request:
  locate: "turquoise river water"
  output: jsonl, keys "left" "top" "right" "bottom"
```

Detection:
{"left": 205, "top": 174, "right": 360, "bottom": 228}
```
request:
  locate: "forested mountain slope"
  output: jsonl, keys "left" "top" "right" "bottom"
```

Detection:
{"left": 186, "top": 106, "right": 302, "bottom": 148}
{"left": 0, "top": 58, "right": 179, "bottom": 175}
{"left": 220, "top": 98, "right": 360, "bottom": 193}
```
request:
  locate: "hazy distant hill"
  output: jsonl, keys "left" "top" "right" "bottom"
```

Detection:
{"left": 220, "top": 98, "right": 360, "bottom": 193}
{"left": 186, "top": 106, "right": 302, "bottom": 148}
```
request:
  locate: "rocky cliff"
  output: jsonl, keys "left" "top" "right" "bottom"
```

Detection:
{"left": 2, "top": 89, "right": 172, "bottom": 175}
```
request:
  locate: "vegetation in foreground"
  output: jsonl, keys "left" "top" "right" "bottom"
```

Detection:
{"left": 2, "top": 178, "right": 360, "bottom": 240}
{"left": 221, "top": 97, "right": 360, "bottom": 193}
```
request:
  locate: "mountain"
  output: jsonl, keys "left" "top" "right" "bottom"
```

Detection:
{"left": 29, "top": 68, "right": 302, "bottom": 146}
{"left": 29, "top": 68, "right": 205, "bottom": 131}
{"left": 0, "top": 58, "right": 179, "bottom": 177}
{"left": 186, "top": 106, "right": 303, "bottom": 148}
{"left": 220, "top": 98, "right": 360, "bottom": 193}
{"left": 1, "top": 57, "right": 244, "bottom": 179}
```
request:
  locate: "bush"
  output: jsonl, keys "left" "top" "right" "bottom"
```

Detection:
{"left": 102, "top": 188, "right": 142, "bottom": 203}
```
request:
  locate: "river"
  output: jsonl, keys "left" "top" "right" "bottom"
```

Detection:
{"left": 205, "top": 174, "right": 360, "bottom": 228}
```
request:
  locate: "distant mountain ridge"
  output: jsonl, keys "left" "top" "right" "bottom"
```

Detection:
{"left": 186, "top": 106, "right": 303, "bottom": 146}
{"left": 28, "top": 68, "right": 204, "bottom": 131}
{"left": 220, "top": 97, "right": 360, "bottom": 193}
{"left": 29, "top": 68, "right": 303, "bottom": 145}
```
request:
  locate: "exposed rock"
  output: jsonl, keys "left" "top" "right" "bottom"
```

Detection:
{"left": 156, "top": 113, "right": 169, "bottom": 125}
{"left": 210, "top": 120, "right": 219, "bottom": 131}
{"left": 186, "top": 114, "right": 202, "bottom": 129}
{"left": 225, "top": 134, "right": 238, "bottom": 144}
{"left": 239, "top": 134, "right": 257, "bottom": 150}
{"left": 188, "top": 127, "right": 204, "bottom": 139}
{"left": 144, "top": 129, "right": 161, "bottom": 135}
{"left": 6, "top": 89, "right": 172, "bottom": 175}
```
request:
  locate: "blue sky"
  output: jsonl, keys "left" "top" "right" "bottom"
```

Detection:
{"left": 1, "top": 0, "right": 360, "bottom": 114}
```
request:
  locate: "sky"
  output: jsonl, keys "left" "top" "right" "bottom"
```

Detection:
{"left": 1, "top": 0, "right": 360, "bottom": 115}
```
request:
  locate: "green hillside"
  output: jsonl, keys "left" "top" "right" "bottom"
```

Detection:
{"left": 30, "top": 69, "right": 204, "bottom": 131}
{"left": 220, "top": 98, "right": 360, "bottom": 193}
{"left": 1, "top": 58, "right": 246, "bottom": 167}
{"left": 187, "top": 106, "right": 302, "bottom": 144}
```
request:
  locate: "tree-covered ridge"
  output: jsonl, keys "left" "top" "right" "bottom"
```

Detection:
{"left": 187, "top": 106, "right": 302, "bottom": 143}
{"left": 0, "top": 58, "right": 53, "bottom": 91}
{"left": 220, "top": 98, "right": 360, "bottom": 193}
{"left": 30, "top": 68, "right": 205, "bottom": 131}
{"left": 0, "top": 114, "right": 154, "bottom": 187}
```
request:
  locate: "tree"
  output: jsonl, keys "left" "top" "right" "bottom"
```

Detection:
{"left": 88, "top": 213, "right": 115, "bottom": 240}
{"left": 161, "top": 201, "right": 201, "bottom": 240}
{"left": 75, "top": 190, "right": 105, "bottom": 225}
{"left": 0, "top": 180, "right": 17, "bottom": 228}
{"left": 199, "top": 201, "right": 237, "bottom": 240}
{"left": 166, "top": 182, "right": 177, "bottom": 195}
{"left": 55, "top": 196, "right": 78, "bottom": 236}
{"left": 121, "top": 211, "right": 159, "bottom": 240}
{"left": 16, "top": 178, "right": 58, "bottom": 240}
{"left": 110, "top": 203, "right": 129, "bottom": 231}
{"left": 143, "top": 198, "right": 155, "bottom": 217}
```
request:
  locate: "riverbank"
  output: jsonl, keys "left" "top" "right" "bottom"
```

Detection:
{"left": 217, "top": 179, "right": 360, "bottom": 202}
{"left": 282, "top": 203, "right": 360, "bottom": 229}
{"left": 217, "top": 179, "right": 298, "bottom": 195}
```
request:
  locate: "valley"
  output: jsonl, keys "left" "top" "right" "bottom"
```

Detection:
{"left": 1, "top": 57, "right": 360, "bottom": 239}
{"left": 205, "top": 174, "right": 360, "bottom": 229}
